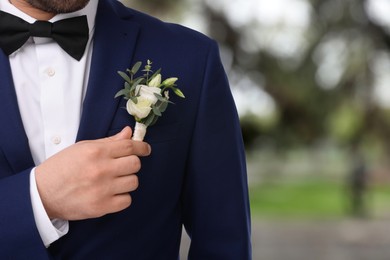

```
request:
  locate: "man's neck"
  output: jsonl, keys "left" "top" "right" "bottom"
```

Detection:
{"left": 9, "top": 0, "right": 54, "bottom": 20}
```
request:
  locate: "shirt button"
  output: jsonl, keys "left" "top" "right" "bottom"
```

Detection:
{"left": 51, "top": 136, "right": 62, "bottom": 145}
{"left": 46, "top": 67, "right": 56, "bottom": 77}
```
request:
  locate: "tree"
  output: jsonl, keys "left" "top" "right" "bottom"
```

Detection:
{"left": 199, "top": 0, "right": 390, "bottom": 157}
{"left": 123, "top": 0, "right": 390, "bottom": 158}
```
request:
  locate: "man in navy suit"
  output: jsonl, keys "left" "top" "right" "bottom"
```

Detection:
{"left": 0, "top": 0, "right": 251, "bottom": 258}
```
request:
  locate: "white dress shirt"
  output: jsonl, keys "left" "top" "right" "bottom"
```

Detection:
{"left": 0, "top": 0, "right": 98, "bottom": 247}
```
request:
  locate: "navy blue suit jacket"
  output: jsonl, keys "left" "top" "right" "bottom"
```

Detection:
{"left": 0, "top": 0, "right": 251, "bottom": 259}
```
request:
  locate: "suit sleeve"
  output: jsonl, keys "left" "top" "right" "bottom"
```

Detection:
{"left": 182, "top": 41, "right": 252, "bottom": 259}
{"left": 0, "top": 169, "right": 50, "bottom": 259}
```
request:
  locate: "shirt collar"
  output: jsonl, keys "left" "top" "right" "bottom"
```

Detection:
{"left": 0, "top": 0, "right": 98, "bottom": 35}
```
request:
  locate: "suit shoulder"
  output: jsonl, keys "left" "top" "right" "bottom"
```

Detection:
{"left": 110, "top": 0, "right": 215, "bottom": 48}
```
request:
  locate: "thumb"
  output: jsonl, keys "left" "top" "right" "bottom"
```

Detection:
{"left": 109, "top": 126, "right": 133, "bottom": 141}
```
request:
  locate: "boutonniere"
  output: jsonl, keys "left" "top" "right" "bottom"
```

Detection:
{"left": 115, "top": 60, "right": 185, "bottom": 141}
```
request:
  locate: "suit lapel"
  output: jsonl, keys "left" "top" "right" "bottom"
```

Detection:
{"left": 0, "top": 52, "right": 35, "bottom": 173}
{"left": 76, "top": 0, "right": 139, "bottom": 141}
{"left": 0, "top": 0, "right": 140, "bottom": 173}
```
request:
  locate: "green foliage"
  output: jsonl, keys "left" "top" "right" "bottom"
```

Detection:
{"left": 115, "top": 60, "right": 184, "bottom": 127}
{"left": 250, "top": 180, "right": 390, "bottom": 220}
{"left": 250, "top": 181, "right": 346, "bottom": 219}
{"left": 327, "top": 102, "right": 364, "bottom": 143}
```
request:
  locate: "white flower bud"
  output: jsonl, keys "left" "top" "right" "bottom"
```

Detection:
{"left": 162, "top": 77, "right": 178, "bottom": 86}
{"left": 148, "top": 74, "right": 162, "bottom": 88}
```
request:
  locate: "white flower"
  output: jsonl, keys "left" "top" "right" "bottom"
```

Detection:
{"left": 138, "top": 85, "right": 161, "bottom": 105}
{"left": 126, "top": 96, "right": 153, "bottom": 119}
{"left": 116, "top": 60, "right": 185, "bottom": 140}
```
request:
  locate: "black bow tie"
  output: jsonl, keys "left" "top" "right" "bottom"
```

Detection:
{"left": 0, "top": 11, "right": 89, "bottom": 61}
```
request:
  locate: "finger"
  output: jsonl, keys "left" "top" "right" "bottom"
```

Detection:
{"left": 77, "top": 127, "right": 133, "bottom": 146}
{"left": 107, "top": 127, "right": 133, "bottom": 141}
{"left": 93, "top": 127, "right": 133, "bottom": 144}
{"left": 129, "top": 140, "right": 151, "bottom": 157}
{"left": 112, "top": 155, "right": 142, "bottom": 176}
{"left": 112, "top": 174, "right": 139, "bottom": 195}
{"left": 109, "top": 194, "right": 133, "bottom": 213}
{"left": 108, "top": 139, "right": 151, "bottom": 158}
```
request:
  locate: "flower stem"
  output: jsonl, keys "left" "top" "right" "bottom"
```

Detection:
{"left": 132, "top": 122, "right": 147, "bottom": 141}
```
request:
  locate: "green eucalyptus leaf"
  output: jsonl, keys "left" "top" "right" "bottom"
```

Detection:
{"left": 129, "top": 84, "right": 136, "bottom": 95}
{"left": 114, "top": 89, "right": 128, "bottom": 98}
{"left": 152, "top": 106, "right": 162, "bottom": 116}
{"left": 154, "top": 93, "right": 166, "bottom": 102}
{"left": 130, "top": 96, "right": 138, "bottom": 104}
{"left": 159, "top": 101, "right": 169, "bottom": 113}
{"left": 135, "top": 85, "right": 143, "bottom": 96}
{"left": 130, "top": 61, "right": 142, "bottom": 75}
{"left": 149, "top": 115, "right": 159, "bottom": 126}
{"left": 125, "top": 82, "right": 131, "bottom": 90}
{"left": 118, "top": 71, "right": 131, "bottom": 83}
{"left": 133, "top": 77, "right": 145, "bottom": 85}
{"left": 143, "top": 113, "right": 155, "bottom": 126}
{"left": 133, "top": 76, "right": 145, "bottom": 84}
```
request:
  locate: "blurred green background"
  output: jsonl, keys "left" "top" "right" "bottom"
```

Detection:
{"left": 123, "top": 0, "right": 390, "bottom": 259}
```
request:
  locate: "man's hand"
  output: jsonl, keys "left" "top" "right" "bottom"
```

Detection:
{"left": 35, "top": 126, "right": 151, "bottom": 220}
